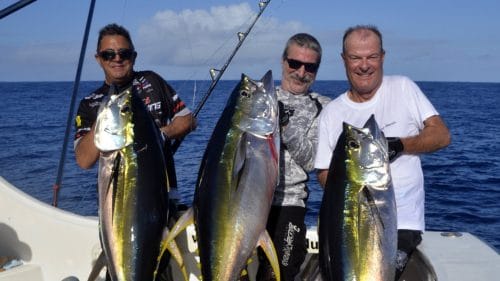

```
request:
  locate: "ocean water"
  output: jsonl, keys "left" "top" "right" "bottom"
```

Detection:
{"left": 0, "top": 79, "right": 499, "bottom": 252}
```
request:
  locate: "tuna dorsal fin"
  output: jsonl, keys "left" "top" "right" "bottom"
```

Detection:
{"left": 256, "top": 230, "right": 281, "bottom": 281}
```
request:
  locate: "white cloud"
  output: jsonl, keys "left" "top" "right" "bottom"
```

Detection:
{"left": 135, "top": 3, "right": 308, "bottom": 79}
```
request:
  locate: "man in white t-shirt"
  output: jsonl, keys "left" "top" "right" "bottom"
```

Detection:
{"left": 314, "top": 25, "right": 451, "bottom": 279}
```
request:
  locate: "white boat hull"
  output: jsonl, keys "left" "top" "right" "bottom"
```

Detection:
{"left": 1, "top": 176, "right": 499, "bottom": 281}
{"left": 0, "top": 177, "right": 102, "bottom": 281}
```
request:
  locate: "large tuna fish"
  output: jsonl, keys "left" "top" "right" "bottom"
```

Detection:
{"left": 318, "top": 115, "right": 397, "bottom": 281}
{"left": 165, "top": 70, "right": 281, "bottom": 281}
{"left": 94, "top": 86, "right": 183, "bottom": 281}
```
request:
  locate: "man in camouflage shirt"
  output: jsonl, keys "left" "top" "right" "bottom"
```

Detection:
{"left": 257, "top": 33, "right": 331, "bottom": 281}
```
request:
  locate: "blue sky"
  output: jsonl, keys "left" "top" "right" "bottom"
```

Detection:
{"left": 1, "top": 0, "right": 499, "bottom": 82}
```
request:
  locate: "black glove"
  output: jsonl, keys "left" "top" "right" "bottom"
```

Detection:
{"left": 387, "top": 137, "right": 404, "bottom": 162}
{"left": 278, "top": 101, "right": 290, "bottom": 126}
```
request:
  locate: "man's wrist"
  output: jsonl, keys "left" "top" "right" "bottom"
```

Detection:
{"left": 387, "top": 137, "right": 404, "bottom": 162}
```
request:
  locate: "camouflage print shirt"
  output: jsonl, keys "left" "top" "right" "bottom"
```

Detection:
{"left": 273, "top": 86, "right": 331, "bottom": 207}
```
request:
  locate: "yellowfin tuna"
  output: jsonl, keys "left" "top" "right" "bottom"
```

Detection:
{"left": 165, "top": 71, "right": 281, "bottom": 281}
{"left": 94, "top": 86, "right": 184, "bottom": 281}
{"left": 319, "top": 115, "right": 397, "bottom": 281}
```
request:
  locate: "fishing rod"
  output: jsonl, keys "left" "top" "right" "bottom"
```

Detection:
{"left": 52, "top": 0, "right": 96, "bottom": 207}
{"left": 51, "top": 0, "right": 269, "bottom": 205}
{"left": 171, "top": 0, "right": 271, "bottom": 153}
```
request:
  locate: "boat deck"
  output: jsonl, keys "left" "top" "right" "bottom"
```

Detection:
{"left": 1, "top": 176, "right": 499, "bottom": 281}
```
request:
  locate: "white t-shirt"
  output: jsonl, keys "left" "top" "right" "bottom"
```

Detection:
{"left": 314, "top": 75, "right": 439, "bottom": 231}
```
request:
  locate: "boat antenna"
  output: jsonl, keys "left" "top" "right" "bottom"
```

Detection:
{"left": 171, "top": 0, "right": 271, "bottom": 153}
{"left": 52, "top": 0, "right": 96, "bottom": 207}
{"left": 0, "top": 0, "right": 36, "bottom": 20}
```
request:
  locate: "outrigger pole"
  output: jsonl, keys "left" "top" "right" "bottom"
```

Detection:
{"left": 0, "top": 0, "right": 36, "bottom": 20}
{"left": 171, "top": 0, "right": 271, "bottom": 153}
{"left": 52, "top": 0, "right": 96, "bottom": 207}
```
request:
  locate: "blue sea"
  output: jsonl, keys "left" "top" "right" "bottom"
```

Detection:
{"left": 0, "top": 80, "right": 499, "bottom": 252}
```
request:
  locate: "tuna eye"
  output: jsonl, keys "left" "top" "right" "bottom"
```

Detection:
{"left": 121, "top": 105, "right": 130, "bottom": 113}
{"left": 347, "top": 140, "right": 359, "bottom": 149}
{"left": 240, "top": 90, "right": 250, "bottom": 98}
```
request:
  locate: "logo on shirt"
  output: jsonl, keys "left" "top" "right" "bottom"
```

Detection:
{"left": 147, "top": 101, "right": 161, "bottom": 112}
{"left": 381, "top": 121, "right": 396, "bottom": 130}
{"left": 134, "top": 76, "right": 153, "bottom": 93}
{"left": 75, "top": 115, "right": 82, "bottom": 127}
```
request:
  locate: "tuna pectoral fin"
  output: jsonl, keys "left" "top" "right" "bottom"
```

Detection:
{"left": 257, "top": 230, "right": 281, "bottom": 281}
{"left": 155, "top": 208, "right": 194, "bottom": 281}
{"left": 360, "top": 186, "right": 385, "bottom": 236}
{"left": 86, "top": 251, "right": 106, "bottom": 281}
{"left": 232, "top": 132, "right": 248, "bottom": 189}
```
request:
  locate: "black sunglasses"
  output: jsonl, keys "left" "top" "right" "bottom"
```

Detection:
{"left": 286, "top": 58, "right": 319, "bottom": 73}
{"left": 98, "top": 48, "right": 135, "bottom": 61}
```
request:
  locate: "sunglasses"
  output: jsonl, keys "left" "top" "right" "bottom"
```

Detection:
{"left": 286, "top": 58, "right": 319, "bottom": 73}
{"left": 98, "top": 48, "right": 135, "bottom": 61}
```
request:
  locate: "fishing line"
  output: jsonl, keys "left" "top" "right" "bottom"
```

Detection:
{"left": 172, "top": 0, "right": 272, "bottom": 153}
{"left": 177, "top": 3, "right": 261, "bottom": 108}
{"left": 184, "top": 5, "right": 257, "bottom": 110}
{"left": 58, "top": 1, "right": 271, "bottom": 210}
{"left": 119, "top": 0, "right": 128, "bottom": 23}
{"left": 180, "top": 11, "right": 198, "bottom": 110}
{"left": 152, "top": 4, "right": 263, "bottom": 117}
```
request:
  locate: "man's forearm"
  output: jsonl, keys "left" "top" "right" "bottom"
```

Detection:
{"left": 160, "top": 114, "right": 197, "bottom": 139}
{"left": 75, "top": 129, "right": 99, "bottom": 169}
{"left": 401, "top": 115, "right": 451, "bottom": 154}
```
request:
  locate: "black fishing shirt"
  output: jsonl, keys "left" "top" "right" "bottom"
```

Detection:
{"left": 74, "top": 70, "right": 190, "bottom": 145}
